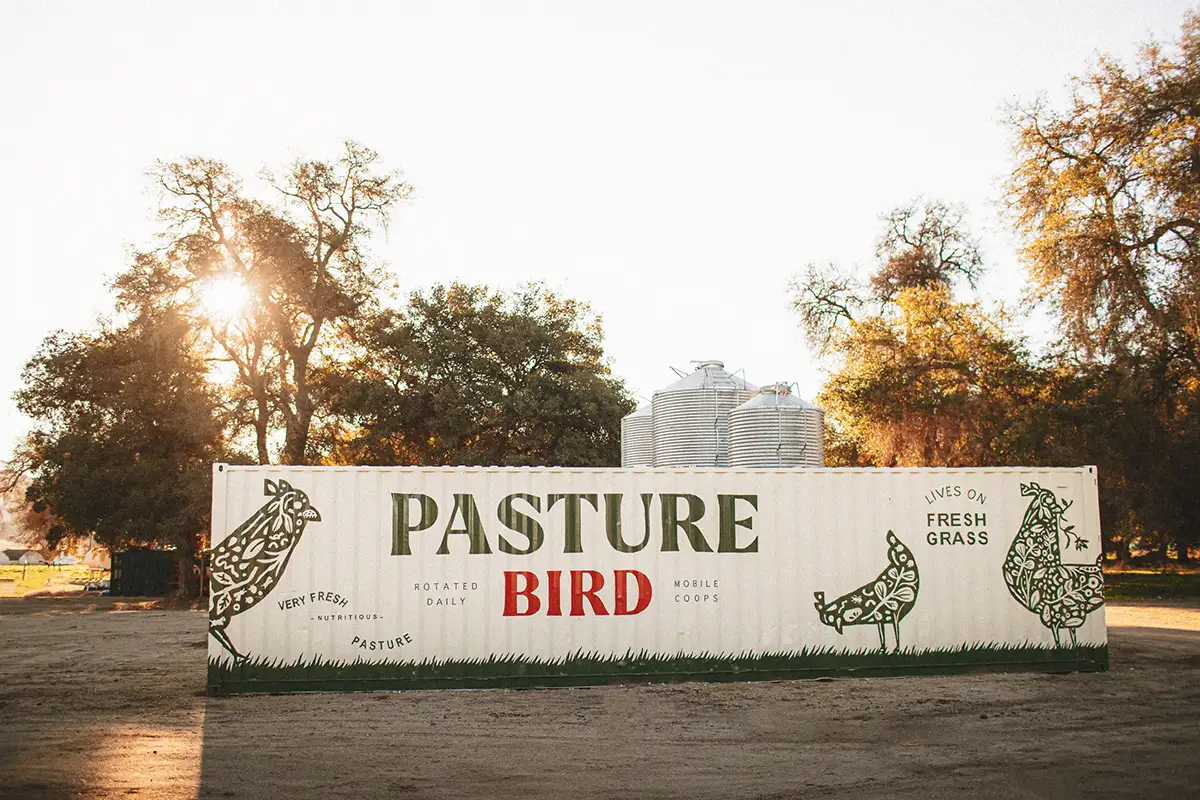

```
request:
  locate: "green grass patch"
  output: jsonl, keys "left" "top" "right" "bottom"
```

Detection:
{"left": 1104, "top": 570, "right": 1200, "bottom": 600}
{"left": 0, "top": 564, "right": 95, "bottom": 594}
{"left": 208, "top": 643, "right": 1108, "bottom": 694}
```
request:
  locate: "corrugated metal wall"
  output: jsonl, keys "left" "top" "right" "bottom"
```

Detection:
{"left": 209, "top": 466, "right": 1107, "bottom": 692}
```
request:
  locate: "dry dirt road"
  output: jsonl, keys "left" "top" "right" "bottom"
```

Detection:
{"left": 0, "top": 596, "right": 1197, "bottom": 800}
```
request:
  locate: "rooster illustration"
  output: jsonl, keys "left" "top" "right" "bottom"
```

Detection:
{"left": 1003, "top": 482, "right": 1103, "bottom": 647}
{"left": 814, "top": 531, "right": 919, "bottom": 652}
{"left": 210, "top": 479, "right": 322, "bottom": 663}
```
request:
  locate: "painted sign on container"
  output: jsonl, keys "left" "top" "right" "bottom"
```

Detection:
{"left": 207, "top": 465, "right": 1107, "bottom": 694}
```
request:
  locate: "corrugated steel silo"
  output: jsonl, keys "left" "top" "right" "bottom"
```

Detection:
{"left": 620, "top": 404, "right": 655, "bottom": 467}
{"left": 806, "top": 402, "right": 826, "bottom": 466}
{"left": 728, "top": 383, "right": 826, "bottom": 467}
{"left": 652, "top": 360, "right": 756, "bottom": 467}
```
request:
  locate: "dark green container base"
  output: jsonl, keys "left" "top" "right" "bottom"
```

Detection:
{"left": 207, "top": 643, "right": 1109, "bottom": 695}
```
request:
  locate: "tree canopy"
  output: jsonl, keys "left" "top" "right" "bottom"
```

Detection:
{"left": 324, "top": 283, "right": 633, "bottom": 467}
{"left": 1002, "top": 14, "right": 1200, "bottom": 560}
{"left": 790, "top": 14, "right": 1200, "bottom": 560}
{"left": 115, "top": 142, "right": 412, "bottom": 465}
{"left": 793, "top": 199, "right": 983, "bottom": 356}
{"left": 819, "top": 286, "right": 1034, "bottom": 467}
{"left": 793, "top": 203, "right": 1034, "bottom": 468}
{"left": 14, "top": 310, "right": 226, "bottom": 591}
{"left": 1006, "top": 22, "right": 1200, "bottom": 372}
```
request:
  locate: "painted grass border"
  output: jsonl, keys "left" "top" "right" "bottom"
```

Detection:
{"left": 207, "top": 643, "right": 1108, "bottom": 694}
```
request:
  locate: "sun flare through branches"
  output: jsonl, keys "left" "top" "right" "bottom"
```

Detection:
{"left": 199, "top": 275, "right": 252, "bottom": 322}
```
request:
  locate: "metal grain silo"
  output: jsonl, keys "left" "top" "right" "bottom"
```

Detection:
{"left": 620, "top": 404, "right": 655, "bottom": 467}
{"left": 728, "top": 383, "right": 826, "bottom": 468}
{"left": 805, "top": 402, "right": 826, "bottom": 466}
{"left": 652, "top": 360, "right": 756, "bottom": 467}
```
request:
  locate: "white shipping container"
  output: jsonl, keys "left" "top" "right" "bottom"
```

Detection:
{"left": 207, "top": 465, "right": 1108, "bottom": 693}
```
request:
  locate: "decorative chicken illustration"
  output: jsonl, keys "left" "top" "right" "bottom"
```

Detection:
{"left": 210, "top": 478, "right": 322, "bottom": 663}
{"left": 1003, "top": 482, "right": 1103, "bottom": 647}
{"left": 814, "top": 531, "right": 920, "bottom": 652}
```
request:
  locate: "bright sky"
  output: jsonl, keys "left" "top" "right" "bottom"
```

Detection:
{"left": 0, "top": 1, "right": 1191, "bottom": 462}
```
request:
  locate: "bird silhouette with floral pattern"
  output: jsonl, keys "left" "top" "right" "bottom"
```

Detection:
{"left": 1003, "top": 482, "right": 1103, "bottom": 647}
{"left": 210, "top": 479, "right": 321, "bottom": 663}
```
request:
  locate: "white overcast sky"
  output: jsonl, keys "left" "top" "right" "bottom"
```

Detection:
{"left": 0, "top": 1, "right": 1192, "bottom": 461}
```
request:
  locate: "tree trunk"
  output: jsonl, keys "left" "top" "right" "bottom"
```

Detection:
{"left": 282, "top": 403, "right": 312, "bottom": 465}
{"left": 173, "top": 538, "right": 200, "bottom": 601}
{"left": 175, "top": 553, "right": 197, "bottom": 600}
{"left": 282, "top": 352, "right": 313, "bottom": 465}
{"left": 1115, "top": 537, "right": 1132, "bottom": 564}
{"left": 251, "top": 382, "right": 272, "bottom": 464}
{"left": 282, "top": 422, "right": 308, "bottom": 465}
{"left": 255, "top": 416, "right": 270, "bottom": 465}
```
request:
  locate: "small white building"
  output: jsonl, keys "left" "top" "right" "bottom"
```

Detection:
{"left": 3, "top": 549, "right": 45, "bottom": 565}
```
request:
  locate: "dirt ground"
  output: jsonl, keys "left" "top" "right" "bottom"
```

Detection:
{"left": 0, "top": 597, "right": 1197, "bottom": 800}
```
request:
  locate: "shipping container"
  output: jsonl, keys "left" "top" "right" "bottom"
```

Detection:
{"left": 111, "top": 548, "right": 175, "bottom": 597}
{"left": 207, "top": 464, "right": 1108, "bottom": 694}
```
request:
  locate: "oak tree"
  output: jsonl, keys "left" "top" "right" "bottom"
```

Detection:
{"left": 1006, "top": 13, "right": 1200, "bottom": 559}
{"left": 14, "top": 310, "right": 228, "bottom": 595}
{"left": 817, "top": 286, "right": 1035, "bottom": 467}
{"left": 323, "top": 283, "right": 633, "bottom": 467}
{"left": 115, "top": 141, "right": 411, "bottom": 464}
{"left": 792, "top": 201, "right": 1026, "bottom": 467}
{"left": 792, "top": 199, "right": 983, "bottom": 355}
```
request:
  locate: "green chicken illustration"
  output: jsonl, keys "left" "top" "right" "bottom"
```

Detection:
{"left": 814, "top": 531, "right": 920, "bottom": 652}
{"left": 210, "top": 479, "right": 322, "bottom": 663}
{"left": 1003, "top": 482, "right": 1103, "bottom": 647}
